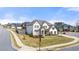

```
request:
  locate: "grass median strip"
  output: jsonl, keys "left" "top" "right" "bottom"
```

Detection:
{"left": 9, "top": 31, "right": 21, "bottom": 48}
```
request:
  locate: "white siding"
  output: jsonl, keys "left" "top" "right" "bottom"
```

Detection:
{"left": 42, "top": 22, "right": 49, "bottom": 29}
{"left": 49, "top": 27, "right": 58, "bottom": 34}
{"left": 33, "top": 21, "right": 40, "bottom": 36}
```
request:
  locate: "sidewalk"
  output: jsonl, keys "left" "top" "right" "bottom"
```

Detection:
{"left": 39, "top": 34, "right": 79, "bottom": 50}
{"left": 8, "top": 29, "right": 79, "bottom": 51}
{"left": 8, "top": 29, "right": 36, "bottom": 51}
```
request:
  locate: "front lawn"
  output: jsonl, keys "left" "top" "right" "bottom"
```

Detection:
{"left": 17, "top": 34, "right": 74, "bottom": 48}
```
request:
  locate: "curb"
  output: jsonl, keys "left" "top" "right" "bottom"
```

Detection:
{"left": 7, "top": 29, "right": 36, "bottom": 51}
{"left": 9, "top": 32, "right": 20, "bottom": 50}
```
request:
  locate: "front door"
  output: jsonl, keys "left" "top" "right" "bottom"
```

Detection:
{"left": 54, "top": 31, "right": 56, "bottom": 34}
{"left": 41, "top": 30, "right": 45, "bottom": 36}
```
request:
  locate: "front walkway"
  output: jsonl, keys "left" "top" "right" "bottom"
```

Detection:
{"left": 7, "top": 29, "right": 79, "bottom": 51}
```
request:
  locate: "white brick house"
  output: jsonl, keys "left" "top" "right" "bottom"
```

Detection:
{"left": 23, "top": 20, "right": 58, "bottom": 36}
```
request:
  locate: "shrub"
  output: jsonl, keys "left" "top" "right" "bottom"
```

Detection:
{"left": 29, "top": 33, "right": 33, "bottom": 37}
{"left": 33, "top": 35, "right": 39, "bottom": 38}
{"left": 22, "top": 35, "right": 26, "bottom": 40}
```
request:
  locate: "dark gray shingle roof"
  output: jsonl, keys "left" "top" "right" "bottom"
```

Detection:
{"left": 31, "top": 19, "right": 52, "bottom": 26}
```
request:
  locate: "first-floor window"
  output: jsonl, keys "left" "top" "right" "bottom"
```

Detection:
{"left": 41, "top": 30, "right": 44, "bottom": 34}
{"left": 34, "top": 30, "right": 38, "bottom": 32}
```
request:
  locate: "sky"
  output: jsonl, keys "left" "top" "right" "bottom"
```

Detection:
{"left": 0, "top": 7, "right": 79, "bottom": 26}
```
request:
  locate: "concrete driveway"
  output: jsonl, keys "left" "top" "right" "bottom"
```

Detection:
{"left": 0, "top": 26, "right": 16, "bottom": 51}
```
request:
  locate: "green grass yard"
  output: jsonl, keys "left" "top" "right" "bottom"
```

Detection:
{"left": 17, "top": 34, "right": 74, "bottom": 48}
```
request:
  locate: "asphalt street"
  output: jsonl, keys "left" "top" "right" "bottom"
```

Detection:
{"left": 0, "top": 26, "right": 16, "bottom": 51}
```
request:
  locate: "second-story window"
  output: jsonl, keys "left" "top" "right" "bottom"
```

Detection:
{"left": 44, "top": 26, "right": 47, "bottom": 29}
{"left": 35, "top": 25, "right": 39, "bottom": 28}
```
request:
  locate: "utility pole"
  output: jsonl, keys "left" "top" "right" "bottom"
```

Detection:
{"left": 38, "top": 25, "right": 42, "bottom": 51}
{"left": 38, "top": 34, "right": 41, "bottom": 51}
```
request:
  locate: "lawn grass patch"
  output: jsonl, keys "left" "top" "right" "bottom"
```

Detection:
{"left": 17, "top": 34, "right": 74, "bottom": 48}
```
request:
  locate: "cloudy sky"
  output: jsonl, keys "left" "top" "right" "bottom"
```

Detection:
{"left": 0, "top": 7, "right": 79, "bottom": 26}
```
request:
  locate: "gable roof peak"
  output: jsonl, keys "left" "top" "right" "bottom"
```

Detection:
{"left": 32, "top": 19, "right": 52, "bottom": 26}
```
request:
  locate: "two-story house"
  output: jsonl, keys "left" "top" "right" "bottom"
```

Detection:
{"left": 23, "top": 20, "right": 58, "bottom": 36}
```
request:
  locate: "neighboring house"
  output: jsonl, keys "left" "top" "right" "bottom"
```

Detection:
{"left": 75, "top": 26, "right": 79, "bottom": 32}
{"left": 23, "top": 20, "right": 58, "bottom": 36}
{"left": 7, "top": 23, "right": 22, "bottom": 29}
{"left": 63, "top": 24, "right": 70, "bottom": 32}
{"left": 54, "top": 22, "right": 75, "bottom": 32}
{"left": 11, "top": 23, "right": 16, "bottom": 29}
{"left": 6, "top": 23, "right": 15, "bottom": 29}
{"left": 54, "top": 22, "right": 64, "bottom": 32}
{"left": 22, "top": 22, "right": 32, "bottom": 34}
{"left": 15, "top": 23, "right": 22, "bottom": 29}
{"left": 63, "top": 24, "right": 75, "bottom": 32}
{"left": 69, "top": 26, "right": 75, "bottom": 32}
